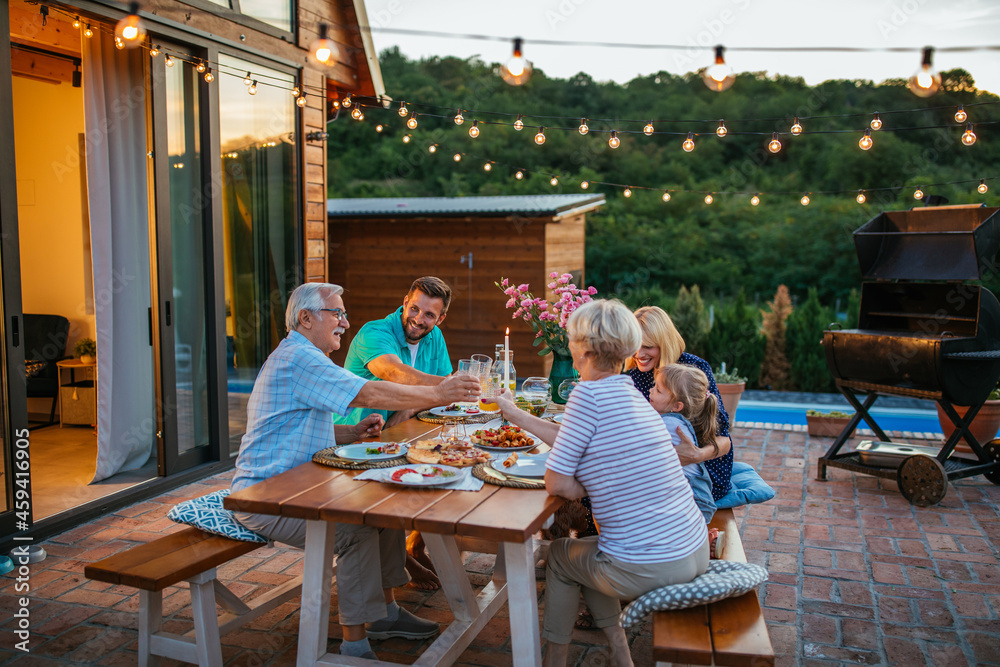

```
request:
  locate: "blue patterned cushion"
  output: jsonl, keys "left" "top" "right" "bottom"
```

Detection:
{"left": 620, "top": 560, "right": 768, "bottom": 628}
{"left": 715, "top": 462, "right": 776, "bottom": 509}
{"left": 167, "top": 489, "right": 266, "bottom": 543}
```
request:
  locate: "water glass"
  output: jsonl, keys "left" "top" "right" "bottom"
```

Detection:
{"left": 471, "top": 354, "right": 492, "bottom": 377}
{"left": 457, "top": 359, "right": 475, "bottom": 376}
{"left": 479, "top": 373, "right": 501, "bottom": 412}
{"left": 439, "top": 420, "right": 466, "bottom": 444}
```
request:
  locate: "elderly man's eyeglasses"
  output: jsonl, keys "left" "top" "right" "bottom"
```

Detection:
{"left": 317, "top": 308, "right": 347, "bottom": 320}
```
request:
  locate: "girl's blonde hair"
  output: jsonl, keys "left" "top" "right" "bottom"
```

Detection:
{"left": 624, "top": 306, "right": 686, "bottom": 371}
{"left": 656, "top": 364, "right": 719, "bottom": 454}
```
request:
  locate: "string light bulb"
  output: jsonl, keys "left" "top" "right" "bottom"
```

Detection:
{"left": 454, "top": 110, "right": 464, "bottom": 125}
{"left": 624, "top": 187, "right": 632, "bottom": 198}
{"left": 644, "top": 121, "right": 654, "bottom": 136}
{"left": 550, "top": 176, "right": 559, "bottom": 186}
{"left": 791, "top": 118, "right": 803, "bottom": 135}
{"left": 859, "top": 128, "right": 873, "bottom": 151}
{"left": 801, "top": 195, "right": 811, "bottom": 206}
{"left": 914, "top": 186, "right": 924, "bottom": 200}
{"left": 296, "top": 93, "right": 307, "bottom": 107}
{"left": 351, "top": 107, "right": 363, "bottom": 120}
{"left": 402, "top": 134, "right": 411, "bottom": 144}
{"left": 581, "top": 180, "right": 589, "bottom": 189}
{"left": 114, "top": 2, "right": 146, "bottom": 49}
{"left": 398, "top": 101, "right": 408, "bottom": 117}
{"left": 375, "top": 124, "right": 383, "bottom": 133}
{"left": 484, "top": 162, "right": 492, "bottom": 172}
{"left": 703, "top": 45, "right": 735, "bottom": 92}
{"left": 149, "top": 45, "right": 160, "bottom": 57}
{"left": 768, "top": 132, "right": 781, "bottom": 153}
{"left": 682, "top": 132, "right": 695, "bottom": 152}
{"left": 514, "top": 114, "right": 524, "bottom": 131}
{"left": 534, "top": 128, "right": 546, "bottom": 145}
{"left": 342, "top": 94, "right": 352, "bottom": 108}
{"left": 428, "top": 144, "right": 437, "bottom": 153}
{"left": 248, "top": 80, "right": 258, "bottom": 95}
{"left": 608, "top": 131, "right": 620, "bottom": 149}
{"left": 751, "top": 194, "right": 760, "bottom": 206}
{"left": 406, "top": 114, "right": 418, "bottom": 130}
{"left": 115, "top": 37, "right": 125, "bottom": 50}
{"left": 955, "top": 105, "right": 968, "bottom": 123}
{"left": 84, "top": 24, "right": 93, "bottom": 38}
{"left": 164, "top": 54, "right": 174, "bottom": 67}
{"left": 453, "top": 153, "right": 461, "bottom": 162}
{"left": 716, "top": 120, "right": 728, "bottom": 138}
{"left": 244, "top": 71, "right": 253, "bottom": 86}
{"left": 500, "top": 37, "right": 532, "bottom": 86}
{"left": 979, "top": 179, "right": 988, "bottom": 194}
{"left": 857, "top": 190, "right": 867, "bottom": 204}
{"left": 309, "top": 23, "right": 339, "bottom": 68}
{"left": 469, "top": 121, "right": 480, "bottom": 138}
{"left": 292, "top": 86, "right": 299, "bottom": 97}
{"left": 705, "top": 194, "right": 714, "bottom": 205}
{"left": 962, "top": 124, "right": 977, "bottom": 146}
{"left": 73, "top": 16, "right": 81, "bottom": 28}
{"left": 579, "top": 119, "right": 589, "bottom": 135}
{"left": 908, "top": 47, "right": 941, "bottom": 97}
{"left": 870, "top": 112, "right": 882, "bottom": 131}
{"left": 515, "top": 170, "right": 524, "bottom": 180}
{"left": 203, "top": 68, "right": 214, "bottom": 83}
{"left": 196, "top": 60, "right": 206, "bottom": 73}
{"left": 662, "top": 191, "right": 671, "bottom": 202}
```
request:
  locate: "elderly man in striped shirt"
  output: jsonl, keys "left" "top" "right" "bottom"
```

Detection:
{"left": 232, "top": 282, "right": 480, "bottom": 661}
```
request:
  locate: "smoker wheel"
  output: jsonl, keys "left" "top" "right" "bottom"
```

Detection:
{"left": 985, "top": 440, "right": 1000, "bottom": 486}
{"left": 897, "top": 455, "right": 948, "bottom": 506}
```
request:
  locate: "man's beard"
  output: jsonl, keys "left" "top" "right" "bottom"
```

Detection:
{"left": 402, "top": 316, "right": 431, "bottom": 344}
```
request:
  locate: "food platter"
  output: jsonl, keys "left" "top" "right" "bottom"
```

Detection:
{"left": 469, "top": 420, "right": 543, "bottom": 452}
{"left": 490, "top": 451, "right": 550, "bottom": 478}
{"left": 381, "top": 465, "right": 470, "bottom": 487}
{"left": 429, "top": 403, "right": 483, "bottom": 417}
{"left": 334, "top": 443, "right": 408, "bottom": 461}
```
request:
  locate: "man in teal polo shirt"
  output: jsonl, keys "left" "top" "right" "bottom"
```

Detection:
{"left": 335, "top": 276, "right": 454, "bottom": 428}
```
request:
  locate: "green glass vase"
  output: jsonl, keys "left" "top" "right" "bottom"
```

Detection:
{"left": 548, "top": 352, "right": 576, "bottom": 405}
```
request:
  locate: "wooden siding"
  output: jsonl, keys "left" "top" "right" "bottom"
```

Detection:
{"left": 327, "top": 214, "right": 587, "bottom": 378}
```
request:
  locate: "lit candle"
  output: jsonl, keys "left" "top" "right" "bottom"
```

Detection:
{"left": 504, "top": 327, "right": 510, "bottom": 392}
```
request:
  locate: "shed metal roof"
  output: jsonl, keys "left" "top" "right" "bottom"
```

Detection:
{"left": 326, "top": 194, "right": 605, "bottom": 218}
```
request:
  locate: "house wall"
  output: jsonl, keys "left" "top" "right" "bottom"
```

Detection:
{"left": 327, "top": 215, "right": 587, "bottom": 378}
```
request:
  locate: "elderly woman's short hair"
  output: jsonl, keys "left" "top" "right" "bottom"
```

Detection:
{"left": 623, "top": 306, "right": 686, "bottom": 370}
{"left": 566, "top": 299, "right": 642, "bottom": 371}
{"left": 285, "top": 283, "right": 344, "bottom": 331}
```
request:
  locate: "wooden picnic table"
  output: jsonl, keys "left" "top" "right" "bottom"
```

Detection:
{"left": 224, "top": 416, "right": 564, "bottom": 666}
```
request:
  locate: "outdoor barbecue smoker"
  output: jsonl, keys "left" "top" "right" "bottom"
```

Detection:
{"left": 819, "top": 204, "right": 1000, "bottom": 506}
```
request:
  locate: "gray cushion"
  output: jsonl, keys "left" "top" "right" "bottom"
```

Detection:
{"left": 619, "top": 560, "right": 768, "bottom": 628}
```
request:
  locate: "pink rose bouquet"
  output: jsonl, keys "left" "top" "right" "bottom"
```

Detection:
{"left": 496, "top": 273, "right": 598, "bottom": 356}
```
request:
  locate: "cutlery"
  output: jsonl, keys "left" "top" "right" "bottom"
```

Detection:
{"left": 481, "top": 466, "right": 508, "bottom": 482}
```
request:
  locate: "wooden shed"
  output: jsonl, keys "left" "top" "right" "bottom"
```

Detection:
{"left": 327, "top": 194, "right": 605, "bottom": 377}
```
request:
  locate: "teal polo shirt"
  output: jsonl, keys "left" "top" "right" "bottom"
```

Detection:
{"left": 333, "top": 306, "right": 453, "bottom": 425}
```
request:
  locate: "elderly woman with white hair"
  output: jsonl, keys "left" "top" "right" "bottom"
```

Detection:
{"left": 498, "top": 299, "right": 709, "bottom": 667}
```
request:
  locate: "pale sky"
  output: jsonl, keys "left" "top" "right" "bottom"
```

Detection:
{"left": 364, "top": 0, "right": 1000, "bottom": 96}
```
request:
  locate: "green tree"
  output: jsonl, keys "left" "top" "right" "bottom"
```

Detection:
{"left": 672, "top": 285, "right": 710, "bottom": 358}
{"left": 786, "top": 288, "right": 836, "bottom": 392}
{"left": 705, "top": 290, "right": 766, "bottom": 389}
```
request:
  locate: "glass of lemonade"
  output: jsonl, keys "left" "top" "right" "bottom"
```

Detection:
{"left": 479, "top": 373, "right": 501, "bottom": 412}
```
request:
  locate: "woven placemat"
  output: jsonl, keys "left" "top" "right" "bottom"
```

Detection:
{"left": 313, "top": 446, "right": 407, "bottom": 470}
{"left": 416, "top": 410, "right": 499, "bottom": 424}
{"left": 472, "top": 463, "right": 546, "bottom": 489}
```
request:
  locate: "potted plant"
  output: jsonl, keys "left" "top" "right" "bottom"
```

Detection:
{"left": 806, "top": 409, "right": 854, "bottom": 437}
{"left": 936, "top": 385, "right": 1000, "bottom": 453}
{"left": 714, "top": 363, "right": 747, "bottom": 427}
{"left": 496, "top": 274, "right": 598, "bottom": 404}
{"left": 73, "top": 337, "right": 97, "bottom": 365}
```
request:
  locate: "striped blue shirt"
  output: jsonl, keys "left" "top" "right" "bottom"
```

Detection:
{"left": 232, "top": 331, "right": 367, "bottom": 492}
{"left": 547, "top": 375, "right": 707, "bottom": 563}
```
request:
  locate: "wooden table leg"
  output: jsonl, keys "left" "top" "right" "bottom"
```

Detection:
{"left": 297, "top": 520, "right": 336, "bottom": 667}
{"left": 422, "top": 533, "right": 480, "bottom": 623}
{"left": 502, "top": 540, "right": 542, "bottom": 666}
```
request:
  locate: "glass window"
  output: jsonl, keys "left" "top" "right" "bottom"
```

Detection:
{"left": 239, "top": 0, "right": 292, "bottom": 33}
{"left": 218, "top": 54, "right": 298, "bottom": 452}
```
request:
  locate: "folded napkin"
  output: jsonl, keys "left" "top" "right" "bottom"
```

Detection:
{"left": 355, "top": 464, "right": 484, "bottom": 491}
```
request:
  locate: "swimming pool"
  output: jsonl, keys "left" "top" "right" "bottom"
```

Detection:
{"left": 734, "top": 400, "right": 946, "bottom": 434}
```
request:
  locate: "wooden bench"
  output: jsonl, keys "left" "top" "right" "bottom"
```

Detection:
{"left": 652, "top": 508, "right": 774, "bottom": 666}
{"left": 85, "top": 526, "right": 304, "bottom": 667}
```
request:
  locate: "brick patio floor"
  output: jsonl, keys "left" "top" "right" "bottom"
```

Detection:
{"left": 2, "top": 426, "right": 999, "bottom": 666}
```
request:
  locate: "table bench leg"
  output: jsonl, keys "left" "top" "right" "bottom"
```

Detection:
{"left": 298, "top": 520, "right": 336, "bottom": 667}
{"left": 138, "top": 590, "right": 163, "bottom": 667}
{"left": 502, "top": 540, "right": 542, "bottom": 666}
{"left": 189, "top": 570, "right": 224, "bottom": 667}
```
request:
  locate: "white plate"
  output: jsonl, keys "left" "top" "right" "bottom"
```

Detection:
{"left": 468, "top": 420, "right": 544, "bottom": 452}
{"left": 334, "top": 443, "right": 408, "bottom": 461}
{"left": 429, "top": 404, "right": 486, "bottom": 417}
{"left": 490, "top": 451, "right": 550, "bottom": 478}
{"left": 551, "top": 414, "right": 564, "bottom": 423}
{"left": 381, "top": 466, "right": 470, "bottom": 487}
